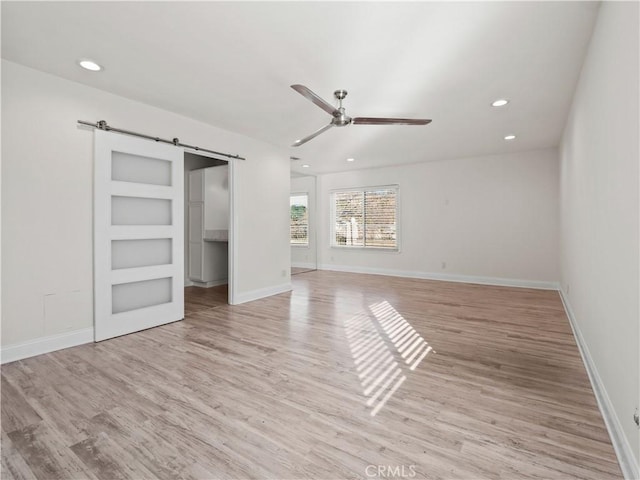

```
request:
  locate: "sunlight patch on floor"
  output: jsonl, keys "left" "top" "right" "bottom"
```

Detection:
{"left": 344, "top": 301, "right": 434, "bottom": 416}
{"left": 369, "top": 301, "right": 433, "bottom": 371}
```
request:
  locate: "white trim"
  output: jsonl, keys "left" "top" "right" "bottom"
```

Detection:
{"left": 231, "top": 283, "right": 292, "bottom": 305}
{"left": 318, "top": 264, "right": 559, "bottom": 290}
{"left": 292, "top": 262, "right": 317, "bottom": 269}
{"left": 228, "top": 158, "right": 237, "bottom": 305}
{"left": 1, "top": 328, "right": 94, "bottom": 364}
{"left": 111, "top": 225, "right": 174, "bottom": 240}
{"left": 189, "top": 279, "right": 228, "bottom": 288}
{"left": 558, "top": 289, "right": 639, "bottom": 480}
{"left": 111, "top": 181, "right": 174, "bottom": 199}
{"left": 111, "top": 264, "right": 175, "bottom": 285}
{"left": 329, "top": 245, "right": 400, "bottom": 253}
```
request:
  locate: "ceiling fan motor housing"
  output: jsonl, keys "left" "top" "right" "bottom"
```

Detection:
{"left": 332, "top": 108, "right": 352, "bottom": 126}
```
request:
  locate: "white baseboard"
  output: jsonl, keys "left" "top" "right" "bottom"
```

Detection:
{"left": 317, "top": 264, "right": 559, "bottom": 290}
{"left": 189, "top": 279, "right": 228, "bottom": 288}
{"left": 231, "top": 282, "right": 292, "bottom": 305}
{"left": 292, "top": 262, "right": 316, "bottom": 269}
{"left": 1, "top": 328, "right": 94, "bottom": 365}
{"left": 0, "top": 280, "right": 289, "bottom": 361}
{"left": 559, "top": 289, "right": 639, "bottom": 480}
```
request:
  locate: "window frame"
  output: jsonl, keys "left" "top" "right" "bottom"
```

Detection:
{"left": 290, "top": 192, "right": 310, "bottom": 248}
{"left": 329, "top": 184, "right": 400, "bottom": 252}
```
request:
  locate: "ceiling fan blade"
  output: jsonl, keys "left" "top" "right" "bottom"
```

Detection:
{"left": 291, "top": 84, "right": 338, "bottom": 116}
{"left": 352, "top": 117, "right": 432, "bottom": 125}
{"left": 292, "top": 124, "right": 334, "bottom": 147}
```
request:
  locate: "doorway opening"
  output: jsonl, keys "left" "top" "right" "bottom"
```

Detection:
{"left": 184, "top": 152, "right": 231, "bottom": 311}
{"left": 290, "top": 173, "right": 317, "bottom": 275}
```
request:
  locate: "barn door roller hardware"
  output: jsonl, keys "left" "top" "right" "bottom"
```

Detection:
{"left": 78, "top": 120, "right": 246, "bottom": 161}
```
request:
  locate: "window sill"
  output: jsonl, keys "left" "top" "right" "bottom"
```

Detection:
{"left": 330, "top": 245, "right": 400, "bottom": 253}
{"left": 291, "top": 244, "right": 310, "bottom": 248}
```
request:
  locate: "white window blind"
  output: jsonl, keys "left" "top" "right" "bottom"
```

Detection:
{"left": 331, "top": 186, "right": 398, "bottom": 249}
{"left": 290, "top": 193, "right": 309, "bottom": 245}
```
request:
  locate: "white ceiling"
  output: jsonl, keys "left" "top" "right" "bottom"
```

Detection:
{"left": 2, "top": 1, "right": 599, "bottom": 175}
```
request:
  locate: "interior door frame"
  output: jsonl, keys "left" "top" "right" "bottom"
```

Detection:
{"left": 183, "top": 148, "right": 237, "bottom": 305}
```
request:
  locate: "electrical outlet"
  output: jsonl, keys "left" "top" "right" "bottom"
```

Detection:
{"left": 281, "top": 269, "right": 287, "bottom": 277}
{"left": 441, "top": 261, "right": 446, "bottom": 269}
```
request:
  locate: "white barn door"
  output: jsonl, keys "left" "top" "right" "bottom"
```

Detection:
{"left": 94, "top": 130, "right": 184, "bottom": 341}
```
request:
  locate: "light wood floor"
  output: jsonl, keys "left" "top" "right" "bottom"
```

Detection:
{"left": 2, "top": 271, "right": 622, "bottom": 479}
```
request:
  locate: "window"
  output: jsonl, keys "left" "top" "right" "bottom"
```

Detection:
{"left": 331, "top": 186, "right": 398, "bottom": 249}
{"left": 290, "top": 193, "right": 309, "bottom": 246}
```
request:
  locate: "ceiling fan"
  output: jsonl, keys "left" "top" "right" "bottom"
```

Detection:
{"left": 290, "top": 84, "right": 432, "bottom": 147}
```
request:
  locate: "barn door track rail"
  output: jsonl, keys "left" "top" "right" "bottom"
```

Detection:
{"left": 78, "top": 120, "right": 246, "bottom": 161}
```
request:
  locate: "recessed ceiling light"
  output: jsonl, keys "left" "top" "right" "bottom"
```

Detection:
{"left": 302, "top": 164, "right": 310, "bottom": 168}
{"left": 78, "top": 59, "right": 102, "bottom": 71}
{"left": 504, "top": 134, "right": 516, "bottom": 140}
{"left": 492, "top": 99, "right": 509, "bottom": 107}
{"left": 346, "top": 158, "right": 355, "bottom": 162}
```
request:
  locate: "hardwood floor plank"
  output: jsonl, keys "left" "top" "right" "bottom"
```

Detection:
{"left": 82, "top": 409, "right": 196, "bottom": 480}
{"left": 7, "top": 423, "right": 99, "bottom": 480}
{"left": 70, "top": 432, "right": 156, "bottom": 480}
{"left": 1, "top": 376, "right": 42, "bottom": 434}
{"left": 184, "top": 285, "right": 228, "bottom": 315}
{"left": 1, "top": 430, "right": 37, "bottom": 480}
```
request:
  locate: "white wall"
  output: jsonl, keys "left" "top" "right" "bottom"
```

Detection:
{"left": 291, "top": 175, "right": 317, "bottom": 269}
{"left": 559, "top": 2, "right": 639, "bottom": 477}
{"left": 1, "top": 60, "right": 290, "bottom": 351}
{"left": 317, "top": 148, "right": 559, "bottom": 287}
